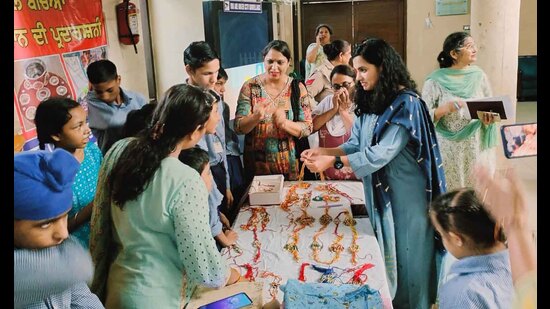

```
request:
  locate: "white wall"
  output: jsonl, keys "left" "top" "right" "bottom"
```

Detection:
{"left": 148, "top": 0, "right": 206, "bottom": 99}
{"left": 102, "top": 0, "right": 149, "bottom": 98}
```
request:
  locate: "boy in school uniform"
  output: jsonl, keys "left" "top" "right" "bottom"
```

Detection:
{"left": 14, "top": 148, "right": 104, "bottom": 308}
{"left": 84, "top": 59, "right": 147, "bottom": 154}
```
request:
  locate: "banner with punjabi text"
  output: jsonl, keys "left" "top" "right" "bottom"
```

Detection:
{"left": 14, "top": 0, "right": 108, "bottom": 151}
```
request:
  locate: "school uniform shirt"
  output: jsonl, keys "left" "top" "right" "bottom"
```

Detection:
{"left": 14, "top": 236, "right": 103, "bottom": 309}
{"left": 439, "top": 250, "right": 513, "bottom": 309}
{"left": 85, "top": 87, "right": 147, "bottom": 154}
{"left": 305, "top": 59, "right": 334, "bottom": 105}
{"left": 197, "top": 99, "right": 231, "bottom": 236}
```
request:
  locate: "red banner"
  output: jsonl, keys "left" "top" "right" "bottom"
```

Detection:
{"left": 14, "top": 0, "right": 108, "bottom": 150}
{"left": 14, "top": 0, "right": 107, "bottom": 60}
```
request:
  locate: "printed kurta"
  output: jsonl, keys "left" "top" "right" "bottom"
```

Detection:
{"left": 236, "top": 76, "right": 313, "bottom": 181}
{"left": 305, "top": 43, "right": 327, "bottom": 79}
{"left": 422, "top": 73, "right": 495, "bottom": 190}
{"left": 70, "top": 142, "right": 102, "bottom": 248}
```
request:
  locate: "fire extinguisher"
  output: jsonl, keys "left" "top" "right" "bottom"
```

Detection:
{"left": 116, "top": 0, "right": 139, "bottom": 53}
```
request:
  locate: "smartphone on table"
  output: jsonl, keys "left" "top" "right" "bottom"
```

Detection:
{"left": 198, "top": 292, "right": 253, "bottom": 309}
{"left": 500, "top": 122, "right": 537, "bottom": 158}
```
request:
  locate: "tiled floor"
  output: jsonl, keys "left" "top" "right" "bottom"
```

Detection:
{"left": 498, "top": 101, "right": 537, "bottom": 236}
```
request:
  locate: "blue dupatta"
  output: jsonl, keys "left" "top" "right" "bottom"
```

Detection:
{"left": 369, "top": 90, "right": 447, "bottom": 298}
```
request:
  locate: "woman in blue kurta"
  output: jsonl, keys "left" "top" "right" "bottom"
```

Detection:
{"left": 302, "top": 38, "right": 446, "bottom": 309}
{"left": 35, "top": 97, "right": 103, "bottom": 248}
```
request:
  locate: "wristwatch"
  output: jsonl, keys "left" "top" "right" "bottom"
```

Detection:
{"left": 333, "top": 156, "right": 344, "bottom": 170}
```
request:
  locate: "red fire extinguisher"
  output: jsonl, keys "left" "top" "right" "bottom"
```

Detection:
{"left": 116, "top": 0, "right": 139, "bottom": 53}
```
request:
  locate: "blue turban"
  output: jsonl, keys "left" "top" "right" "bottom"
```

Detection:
{"left": 14, "top": 148, "right": 80, "bottom": 221}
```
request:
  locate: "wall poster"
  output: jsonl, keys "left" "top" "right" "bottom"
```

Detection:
{"left": 14, "top": 0, "right": 108, "bottom": 150}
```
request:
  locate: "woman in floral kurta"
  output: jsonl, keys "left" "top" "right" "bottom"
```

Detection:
{"left": 235, "top": 40, "right": 313, "bottom": 181}
{"left": 422, "top": 32, "right": 497, "bottom": 191}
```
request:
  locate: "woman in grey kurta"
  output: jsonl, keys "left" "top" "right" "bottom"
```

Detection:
{"left": 89, "top": 84, "right": 242, "bottom": 308}
{"left": 422, "top": 31, "right": 498, "bottom": 191}
{"left": 302, "top": 38, "right": 446, "bottom": 309}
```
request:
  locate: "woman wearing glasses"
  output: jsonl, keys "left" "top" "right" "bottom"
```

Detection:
{"left": 310, "top": 65, "right": 357, "bottom": 180}
{"left": 422, "top": 32, "right": 498, "bottom": 191}
{"left": 235, "top": 40, "right": 313, "bottom": 182}
{"left": 89, "top": 84, "right": 243, "bottom": 308}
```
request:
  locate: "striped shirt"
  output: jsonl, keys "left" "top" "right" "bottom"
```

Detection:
{"left": 14, "top": 237, "right": 103, "bottom": 308}
{"left": 439, "top": 250, "right": 513, "bottom": 309}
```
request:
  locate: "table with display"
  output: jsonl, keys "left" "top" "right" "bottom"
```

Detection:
{"left": 188, "top": 180, "right": 393, "bottom": 309}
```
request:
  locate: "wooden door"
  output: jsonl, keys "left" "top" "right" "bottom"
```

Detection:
{"left": 301, "top": 2, "right": 353, "bottom": 57}
{"left": 354, "top": 0, "right": 405, "bottom": 59}
{"left": 300, "top": 0, "right": 405, "bottom": 65}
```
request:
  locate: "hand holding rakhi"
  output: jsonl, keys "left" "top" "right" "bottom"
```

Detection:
{"left": 303, "top": 155, "right": 333, "bottom": 173}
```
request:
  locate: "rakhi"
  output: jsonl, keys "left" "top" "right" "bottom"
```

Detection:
{"left": 280, "top": 182, "right": 309, "bottom": 212}
{"left": 311, "top": 207, "right": 337, "bottom": 265}
{"left": 240, "top": 207, "right": 270, "bottom": 263}
{"left": 315, "top": 183, "right": 354, "bottom": 203}
{"left": 343, "top": 211, "right": 359, "bottom": 265}
{"left": 238, "top": 263, "right": 259, "bottom": 282}
{"left": 312, "top": 194, "right": 340, "bottom": 202}
{"left": 311, "top": 264, "right": 336, "bottom": 283}
{"left": 284, "top": 207, "right": 315, "bottom": 261}
{"left": 259, "top": 271, "right": 282, "bottom": 300}
{"left": 346, "top": 263, "right": 375, "bottom": 285}
{"left": 299, "top": 262, "right": 310, "bottom": 282}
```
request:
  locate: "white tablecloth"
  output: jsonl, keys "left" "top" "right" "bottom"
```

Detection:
{"left": 222, "top": 181, "right": 393, "bottom": 308}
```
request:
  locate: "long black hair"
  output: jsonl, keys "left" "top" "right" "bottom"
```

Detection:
{"left": 352, "top": 38, "right": 418, "bottom": 116}
{"left": 437, "top": 32, "right": 470, "bottom": 68}
{"left": 430, "top": 189, "right": 502, "bottom": 249}
{"left": 109, "top": 84, "right": 214, "bottom": 207}
{"left": 34, "top": 97, "right": 80, "bottom": 150}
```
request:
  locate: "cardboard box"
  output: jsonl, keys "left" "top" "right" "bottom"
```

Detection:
{"left": 248, "top": 175, "right": 284, "bottom": 206}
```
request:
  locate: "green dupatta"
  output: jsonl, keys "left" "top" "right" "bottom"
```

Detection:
{"left": 426, "top": 65, "right": 498, "bottom": 150}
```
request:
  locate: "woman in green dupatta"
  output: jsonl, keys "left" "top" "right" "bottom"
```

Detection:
{"left": 422, "top": 31, "right": 498, "bottom": 191}
{"left": 422, "top": 32, "right": 500, "bottom": 304}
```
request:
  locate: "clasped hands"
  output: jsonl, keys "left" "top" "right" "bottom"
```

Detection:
{"left": 332, "top": 88, "right": 352, "bottom": 114}
{"left": 254, "top": 103, "right": 288, "bottom": 129}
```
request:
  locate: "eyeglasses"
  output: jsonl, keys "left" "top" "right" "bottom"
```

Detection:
{"left": 332, "top": 81, "right": 352, "bottom": 90}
